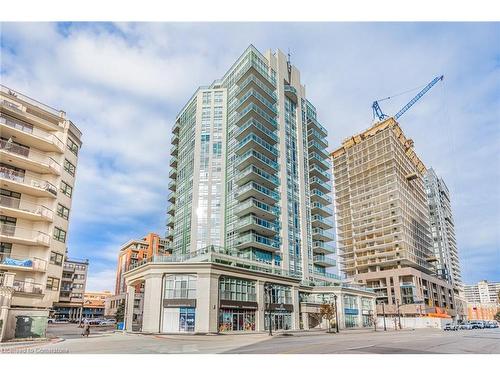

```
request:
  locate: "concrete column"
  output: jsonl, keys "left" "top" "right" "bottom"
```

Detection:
{"left": 357, "top": 296, "right": 363, "bottom": 327}
{"left": 2, "top": 272, "right": 15, "bottom": 287}
{"left": 124, "top": 285, "right": 135, "bottom": 331}
{"left": 195, "top": 273, "right": 218, "bottom": 333}
{"left": 256, "top": 280, "right": 266, "bottom": 332}
{"left": 141, "top": 275, "right": 163, "bottom": 333}
{"left": 291, "top": 286, "right": 300, "bottom": 330}
{"left": 301, "top": 312, "right": 309, "bottom": 330}
{"left": 336, "top": 293, "right": 345, "bottom": 329}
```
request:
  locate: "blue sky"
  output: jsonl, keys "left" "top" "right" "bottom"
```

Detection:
{"left": 1, "top": 22, "right": 499, "bottom": 291}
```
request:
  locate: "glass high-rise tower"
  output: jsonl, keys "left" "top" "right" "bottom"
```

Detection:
{"left": 166, "top": 45, "right": 336, "bottom": 284}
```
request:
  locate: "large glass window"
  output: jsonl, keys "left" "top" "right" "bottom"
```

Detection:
{"left": 164, "top": 275, "right": 197, "bottom": 299}
{"left": 179, "top": 307, "right": 196, "bottom": 332}
{"left": 63, "top": 159, "right": 76, "bottom": 176}
{"left": 66, "top": 137, "right": 79, "bottom": 156}
{"left": 344, "top": 295, "right": 358, "bottom": 309}
{"left": 345, "top": 314, "right": 358, "bottom": 328}
{"left": 60, "top": 181, "right": 73, "bottom": 198}
{"left": 53, "top": 227, "right": 67, "bottom": 243}
{"left": 264, "top": 312, "right": 292, "bottom": 331}
{"left": 219, "top": 277, "right": 256, "bottom": 302}
{"left": 266, "top": 284, "right": 292, "bottom": 305}
{"left": 219, "top": 309, "right": 255, "bottom": 332}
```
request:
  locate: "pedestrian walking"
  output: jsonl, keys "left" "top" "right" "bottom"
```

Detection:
{"left": 82, "top": 320, "right": 90, "bottom": 337}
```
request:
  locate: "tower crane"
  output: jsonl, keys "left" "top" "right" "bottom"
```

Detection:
{"left": 372, "top": 75, "right": 444, "bottom": 122}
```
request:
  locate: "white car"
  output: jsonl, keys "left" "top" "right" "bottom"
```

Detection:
{"left": 99, "top": 319, "right": 116, "bottom": 326}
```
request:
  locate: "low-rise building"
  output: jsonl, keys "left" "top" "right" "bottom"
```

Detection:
{"left": 52, "top": 257, "right": 88, "bottom": 321}
{"left": 82, "top": 291, "right": 112, "bottom": 320}
{"left": 122, "top": 246, "right": 375, "bottom": 334}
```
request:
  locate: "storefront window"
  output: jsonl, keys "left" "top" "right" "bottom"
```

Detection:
{"left": 345, "top": 314, "right": 358, "bottom": 328}
{"left": 219, "top": 309, "right": 255, "bottom": 332}
{"left": 344, "top": 295, "right": 358, "bottom": 309}
{"left": 264, "top": 312, "right": 292, "bottom": 331}
{"left": 179, "top": 307, "right": 195, "bottom": 332}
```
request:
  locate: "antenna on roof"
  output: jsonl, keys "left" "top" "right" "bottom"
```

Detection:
{"left": 287, "top": 48, "right": 292, "bottom": 83}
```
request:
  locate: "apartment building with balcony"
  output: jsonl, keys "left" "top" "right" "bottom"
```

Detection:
{"left": 0, "top": 85, "right": 82, "bottom": 341}
{"left": 52, "top": 257, "right": 88, "bottom": 321}
{"left": 331, "top": 118, "right": 456, "bottom": 318}
{"left": 122, "top": 46, "right": 374, "bottom": 334}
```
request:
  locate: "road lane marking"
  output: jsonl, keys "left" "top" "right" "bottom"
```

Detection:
{"left": 346, "top": 344, "right": 375, "bottom": 351}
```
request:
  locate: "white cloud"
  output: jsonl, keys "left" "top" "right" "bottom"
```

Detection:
{"left": 85, "top": 267, "right": 116, "bottom": 292}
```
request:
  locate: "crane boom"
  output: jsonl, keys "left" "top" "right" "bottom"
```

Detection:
{"left": 372, "top": 75, "right": 444, "bottom": 122}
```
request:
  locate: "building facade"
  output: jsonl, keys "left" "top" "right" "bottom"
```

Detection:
{"left": 52, "top": 257, "right": 89, "bottom": 321}
{"left": 82, "top": 291, "right": 112, "bottom": 319}
{"left": 0, "top": 85, "right": 82, "bottom": 341}
{"left": 331, "top": 118, "right": 457, "bottom": 318}
{"left": 464, "top": 280, "right": 500, "bottom": 321}
{"left": 123, "top": 46, "right": 374, "bottom": 334}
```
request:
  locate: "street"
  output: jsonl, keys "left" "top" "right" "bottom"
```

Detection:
{"left": 1, "top": 325, "right": 499, "bottom": 354}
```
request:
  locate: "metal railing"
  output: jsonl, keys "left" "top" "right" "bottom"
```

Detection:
{"left": 0, "top": 114, "right": 64, "bottom": 150}
{"left": 0, "top": 195, "right": 54, "bottom": 220}
{"left": 0, "top": 223, "right": 50, "bottom": 245}
{"left": 12, "top": 279, "right": 44, "bottom": 294}
{"left": 0, "top": 139, "right": 61, "bottom": 173}
{"left": 1, "top": 85, "right": 61, "bottom": 116}
{"left": 0, "top": 166, "right": 58, "bottom": 196}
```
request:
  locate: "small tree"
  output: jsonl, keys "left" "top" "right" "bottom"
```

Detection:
{"left": 495, "top": 310, "right": 500, "bottom": 323}
{"left": 115, "top": 301, "right": 125, "bottom": 323}
{"left": 320, "top": 303, "right": 335, "bottom": 333}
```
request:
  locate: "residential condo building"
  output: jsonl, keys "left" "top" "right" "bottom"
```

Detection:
{"left": 464, "top": 280, "right": 500, "bottom": 304}
{"left": 123, "top": 45, "right": 375, "bottom": 334}
{"left": 0, "top": 85, "right": 82, "bottom": 341}
{"left": 52, "top": 257, "right": 89, "bottom": 321}
{"left": 331, "top": 118, "right": 457, "bottom": 318}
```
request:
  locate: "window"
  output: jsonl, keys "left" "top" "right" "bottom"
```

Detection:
{"left": 67, "top": 137, "right": 79, "bottom": 156}
{"left": 63, "top": 159, "right": 76, "bottom": 176}
{"left": 60, "top": 181, "right": 73, "bottom": 197}
{"left": 50, "top": 252, "right": 63, "bottom": 266}
{"left": 219, "top": 277, "right": 256, "bottom": 302}
{"left": 53, "top": 227, "right": 67, "bottom": 243}
{"left": 164, "top": 275, "right": 197, "bottom": 299}
{"left": 57, "top": 204, "right": 70, "bottom": 220}
{"left": 46, "top": 277, "right": 60, "bottom": 291}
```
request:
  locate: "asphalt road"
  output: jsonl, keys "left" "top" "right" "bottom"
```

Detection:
{"left": 2, "top": 327, "right": 499, "bottom": 354}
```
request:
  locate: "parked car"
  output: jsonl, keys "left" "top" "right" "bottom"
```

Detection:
{"left": 470, "top": 320, "right": 485, "bottom": 329}
{"left": 54, "top": 318, "right": 69, "bottom": 324}
{"left": 485, "top": 321, "right": 499, "bottom": 328}
{"left": 443, "top": 323, "right": 458, "bottom": 331}
{"left": 99, "top": 319, "right": 116, "bottom": 326}
{"left": 47, "top": 318, "right": 55, "bottom": 324}
{"left": 458, "top": 322, "right": 473, "bottom": 330}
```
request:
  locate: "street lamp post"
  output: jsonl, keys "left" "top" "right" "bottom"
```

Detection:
{"left": 333, "top": 294, "right": 339, "bottom": 333}
{"left": 265, "top": 283, "right": 273, "bottom": 336}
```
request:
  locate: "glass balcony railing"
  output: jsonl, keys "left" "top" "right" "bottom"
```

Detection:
{"left": 237, "top": 232, "right": 280, "bottom": 250}
{"left": 310, "top": 176, "right": 332, "bottom": 191}
{"left": 310, "top": 165, "right": 332, "bottom": 180}
{"left": 312, "top": 227, "right": 334, "bottom": 240}
{"left": 236, "top": 165, "right": 280, "bottom": 187}
{"left": 236, "top": 89, "right": 277, "bottom": 115}
{"left": 313, "top": 241, "right": 335, "bottom": 253}
{"left": 311, "top": 202, "right": 334, "bottom": 216}
{"left": 238, "top": 149, "right": 279, "bottom": 171}
{"left": 236, "top": 74, "right": 277, "bottom": 101}
{"left": 0, "top": 166, "right": 58, "bottom": 196}
{"left": 236, "top": 103, "right": 278, "bottom": 129}
{"left": 0, "top": 114, "right": 64, "bottom": 150}
{"left": 236, "top": 198, "right": 280, "bottom": 217}
{"left": 307, "top": 117, "right": 328, "bottom": 137}
{"left": 236, "top": 118, "right": 278, "bottom": 144}
{"left": 238, "top": 215, "right": 280, "bottom": 233}
{"left": 313, "top": 255, "right": 336, "bottom": 267}
{"left": 238, "top": 182, "right": 280, "bottom": 202}
{"left": 0, "top": 223, "right": 50, "bottom": 245}
{"left": 312, "top": 215, "right": 334, "bottom": 227}
{"left": 12, "top": 279, "right": 44, "bottom": 294}
{"left": 0, "top": 195, "right": 53, "bottom": 220}
{"left": 0, "top": 139, "right": 61, "bottom": 173}
{"left": 238, "top": 133, "right": 279, "bottom": 158}
{"left": 310, "top": 189, "right": 333, "bottom": 204}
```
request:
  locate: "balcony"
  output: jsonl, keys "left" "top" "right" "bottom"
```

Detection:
{"left": 235, "top": 119, "right": 278, "bottom": 145}
{"left": 0, "top": 166, "right": 58, "bottom": 197}
{"left": 312, "top": 215, "right": 334, "bottom": 230}
{"left": 173, "top": 121, "right": 179, "bottom": 135}
{"left": 170, "top": 144, "right": 178, "bottom": 157}
{"left": 310, "top": 189, "right": 332, "bottom": 206}
{"left": 236, "top": 89, "right": 277, "bottom": 117}
{"left": 311, "top": 202, "right": 333, "bottom": 217}
{"left": 168, "top": 180, "right": 176, "bottom": 192}
{"left": 166, "top": 215, "right": 175, "bottom": 228}
{"left": 169, "top": 168, "right": 177, "bottom": 180}
{"left": 237, "top": 149, "right": 278, "bottom": 175}
{"left": 237, "top": 133, "right": 278, "bottom": 160}
{"left": 312, "top": 241, "right": 335, "bottom": 255}
{"left": 235, "top": 103, "right": 277, "bottom": 132}
{"left": 312, "top": 227, "right": 334, "bottom": 242}
{"left": 284, "top": 84, "right": 297, "bottom": 101}
{"left": 0, "top": 114, "right": 64, "bottom": 152}
{"left": 310, "top": 176, "right": 331, "bottom": 194}
{"left": 169, "top": 156, "right": 178, "bottom": 168}
{"left": 307, "top": 129, "right": 328, "bottom": 148}
{"left": 235, "top": 165, "right": 279, "bottom": 189}
{"left": 238, "top": 215, "right": 279, "bottom": 237}
{"left": 308, "top": 140, "right": 329, "bottom": 160}
{"left": 235, "top": 58, "right": 276, "bottom": 91}
{"left": 172, "top": 134, "right": 179, "bottom": 145}
{"left": 235, "top": 198, "right": 279, "bottom": 221}
{"left": 307, "top": 117, "right": 328, "bottom": 138}
{"left": 0, "top": 139, "right": 62, "bottom": 175}
{"left": 313, "top": 255, "right": 336, "bottom": 267}
{"left": 167, "top": 204, "right": 175, "bottom": 215}
{"left": 312, "top": 271, "right": 341, "bottom": 281}
{"left": 309, "top": 152, "right": 331, "bottom": 171}
{"left": 309, "top": 165, "right": 331, "bottom": 182}
{"left": 237, "top": 182, "right": 279, "bottom": 205}
{"left": 0, "top": 224, "right": 50, "bottom": 246}
{"left": 236, "top": 232, "right": 280, "bottom": 253}
{"left": 0, "top": 195, "right": 53, "bottom": 221}
{"left": 0, "top": 253, "right": 47, "bottom": 272}
{"left": 235, "top": 74, "right": 277, "bottom": 103}
{"left": 12, "top": 279, "right": 44, "bottom": 295}
{"left": 167, "top": 191, "right": 176, "bottom": 204}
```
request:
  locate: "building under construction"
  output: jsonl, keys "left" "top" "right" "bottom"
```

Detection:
{"left": 331, "top": 117, "right": 457, "bottom": 318}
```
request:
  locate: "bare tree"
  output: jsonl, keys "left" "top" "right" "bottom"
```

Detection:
{"left": 320, "top": 303, "right": 335, "bottom": 333}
